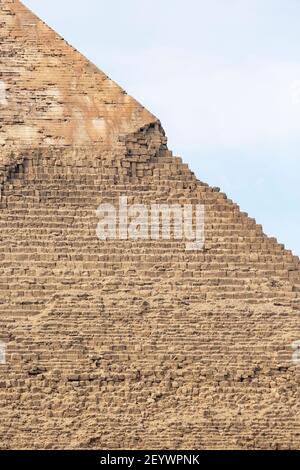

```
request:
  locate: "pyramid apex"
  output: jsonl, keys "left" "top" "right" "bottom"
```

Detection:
{"left": 0, "top": 0, "right": 158, "bottom": 150}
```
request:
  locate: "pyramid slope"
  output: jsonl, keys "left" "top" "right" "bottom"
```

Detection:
{"left": 1, "top": 292, "right": 299, "bottom": 449}
{"left": 0, "top": 0, "right": 157, "bottom": 151}
{"left": 0, "top": 0, "right": 300, "bottom": 450}
{"left": 1, "top": 139, "right": 300, "bottom": 449}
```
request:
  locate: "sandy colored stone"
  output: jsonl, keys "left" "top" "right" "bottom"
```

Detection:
{"left": 0, "top": 0, "right": 299, "bottom": 450}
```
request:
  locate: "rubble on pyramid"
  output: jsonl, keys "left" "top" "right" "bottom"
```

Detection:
{"left": 0, "top": 0, "right": 299, "bottom": 449}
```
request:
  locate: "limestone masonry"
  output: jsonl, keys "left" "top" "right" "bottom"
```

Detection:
{"left": 0, "top": 0, "right": 300, "bottom": 449}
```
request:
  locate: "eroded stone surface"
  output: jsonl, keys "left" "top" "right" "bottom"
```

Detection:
{"left": 0, "top": 0, "right": 300, "bottom": 450}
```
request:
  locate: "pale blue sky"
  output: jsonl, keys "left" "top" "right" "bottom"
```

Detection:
{"left": 23, "top": 0, "right": 300, "bottom": 256}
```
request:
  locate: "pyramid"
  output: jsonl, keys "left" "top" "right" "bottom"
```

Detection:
{"left": 0, "top": 0, "right": 300, "bottom": 450}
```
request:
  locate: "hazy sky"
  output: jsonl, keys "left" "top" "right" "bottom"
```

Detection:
{"left": 23, "top": 0, "right": 300, "bottom": 255}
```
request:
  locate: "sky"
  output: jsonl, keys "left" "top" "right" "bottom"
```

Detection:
{"left": 23, "top": 0, "right": 300, "bottom": 256}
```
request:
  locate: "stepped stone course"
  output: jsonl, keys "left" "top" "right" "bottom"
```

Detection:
{"left": 0, "top": 0, "right": 300, "bottom": 449}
